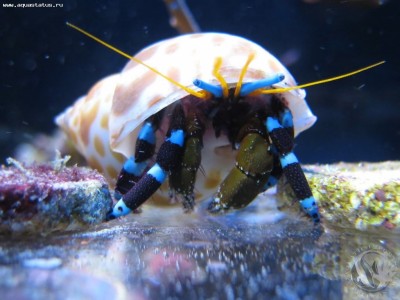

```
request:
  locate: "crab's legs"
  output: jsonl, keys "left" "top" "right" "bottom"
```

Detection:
{"left": 108, "top": 104, "right": 185, "bottom": 219}
{"left": 265, "top": 110, "right": 320, "bottom": 223}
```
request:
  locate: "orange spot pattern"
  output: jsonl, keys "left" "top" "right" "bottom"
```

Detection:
{"left": 106, "top": 164, "right": 118, "bottom": 179}
{"left": 94, "top": 135, "right": 105, "bottom": 157}
{"left": 113, "top": 71, "right": 157, "bottom": 116}
{"left": 87, "top": 155, "right": 104, "bottom": 173}
{"left": 112, "top": 151, "right": 126, "bottom": 164}
{"left": 79, "top": 102, "right": 99, "bottom": 146}
{"left": 100, "top": 114, "right": 109, "bottom": 129}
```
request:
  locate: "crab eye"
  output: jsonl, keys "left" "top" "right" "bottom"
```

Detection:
{"left": 193, "top": 79, "right": 223, "bottom": 98}
{"left": 193, "top": 74, "right": 286, "bottom": 99}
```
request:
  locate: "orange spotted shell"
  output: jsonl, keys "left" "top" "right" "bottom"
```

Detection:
{"left": 55, "top": 32, "right": 316, "bottom": 202}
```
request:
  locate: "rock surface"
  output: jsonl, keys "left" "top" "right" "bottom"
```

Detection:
{"left": 0, "top": 160, "right": 399, "bottom": 299}
{"left": 278, "top": 161, "right": 400, "bottom": 233}
{"left": 0, "top": 156, "right": 112, "bottom": 234}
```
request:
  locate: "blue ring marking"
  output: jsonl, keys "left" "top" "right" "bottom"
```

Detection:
{"left": 240, "top": 73, "right": 285, "bottom": 96}
{"left": 123, "top": 157, "right": 147, "bottom": 176}
{"left": 301, "top": 196, "right": 320, "bottom": 219}
{"left": 280, "top": 152, "right": 298, "bottom": 168}
{"left": 166, "top": 129, "right": 184, "bottom": 147}
{"left": 147, "top": 163, "right": 167, "bottom": 183}
{"left": 265, "top": 117, "right": 282, "bottom": 133}
{"left": 138, "top": 122, "right": 156, "bottom": 144}
{"left": 111, "top": 198, "right": 132, "bottom": 218}
{"left": 193, "top": 79, "right": 223, "bottom": 98}
{"left": 300, "top": 196, "right": 316, "bottom": 209}
{"left": 279, "top": 109, "right": 293, "bottom": 129}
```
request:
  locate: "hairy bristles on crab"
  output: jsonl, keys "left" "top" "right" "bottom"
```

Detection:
{"left": 56, "top": 23, "right": 384, "bottom": 223}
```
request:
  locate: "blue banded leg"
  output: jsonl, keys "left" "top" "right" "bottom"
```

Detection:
{"left": 115, "top": 115, "right": 161, "bottom": 195}
{"left": 108, "top": 104, "right": 186, "bottom": 220}
{"left": 262, "top": 109, "right": 293, "bottom": 190}
{"left": 266, "top": 115, "right": 320, "bottom": 223}
{"left": 279, "top": 108, "right": 294, "bottom": 138}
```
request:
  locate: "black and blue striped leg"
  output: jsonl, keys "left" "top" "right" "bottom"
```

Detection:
{"left": 265, "top": 112, "right": 320, "bottom": 223}
{"left": 115, "top": 113, "right": 162, "bottom": 195}
{"left": 108, "top": 104, "right": 185, "bottom": 219}
{"left": 262, "top": 109, "right": 293, "bottom": 190}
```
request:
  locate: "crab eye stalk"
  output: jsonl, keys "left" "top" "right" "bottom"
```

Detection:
{"left": 240, "top": 74, "right": 285, "bottom": 96}
{"left": 193, "top": 79, "right": 223, "bottom": 98}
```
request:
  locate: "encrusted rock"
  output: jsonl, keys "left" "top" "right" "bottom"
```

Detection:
{"left": 278, "top": 161, "right": 400, "bottom": 232}
{"left": 0, "top": 156, "right": 112, "bottom": 234}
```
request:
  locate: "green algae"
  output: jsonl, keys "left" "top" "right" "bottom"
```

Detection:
{"left": 278, "top": 161, "right": 400, "bottom": 233}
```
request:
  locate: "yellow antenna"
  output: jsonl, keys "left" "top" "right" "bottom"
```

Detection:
{"left": 260, "top": 60, "right": 385, "bottom": 94}
{"left": 67, "top": 22, "right": 384, "bottom": 99}
{"left": 234, "top": 52, "right": 255, "bottom": 98}
{"left": 66, "top": 22, "right": 207, "bottom": 99}
{"left": 212, "top": 57, "right": 229, "bottom": 99}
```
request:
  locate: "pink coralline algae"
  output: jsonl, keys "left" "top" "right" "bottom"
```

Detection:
{"left": 0, "top": 157, "right": 112, "bottom": 234}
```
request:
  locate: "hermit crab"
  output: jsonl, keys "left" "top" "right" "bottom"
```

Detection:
{"left": 56, "top": 23, "right": 383, "bottom": 223}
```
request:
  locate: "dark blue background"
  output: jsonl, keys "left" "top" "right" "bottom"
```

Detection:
{"left": 1, "top": 0, "right": 399, "bottom": 163}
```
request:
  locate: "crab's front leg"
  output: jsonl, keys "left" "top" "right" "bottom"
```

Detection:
{"left": 208, "top": 124, "right": 274, "bottom": 212}
{"left": 169, "top": 109, "right": 204, "bottom": 211}
{"left": 265, "top": 110, "right": 320, "bottom": 223}
{"left": 108, "top": 104, "right": 185, "bottom": 220}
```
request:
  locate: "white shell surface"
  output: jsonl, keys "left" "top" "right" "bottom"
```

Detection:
{"left": 56, "top": 32, "right": 316, "bottom": 202}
